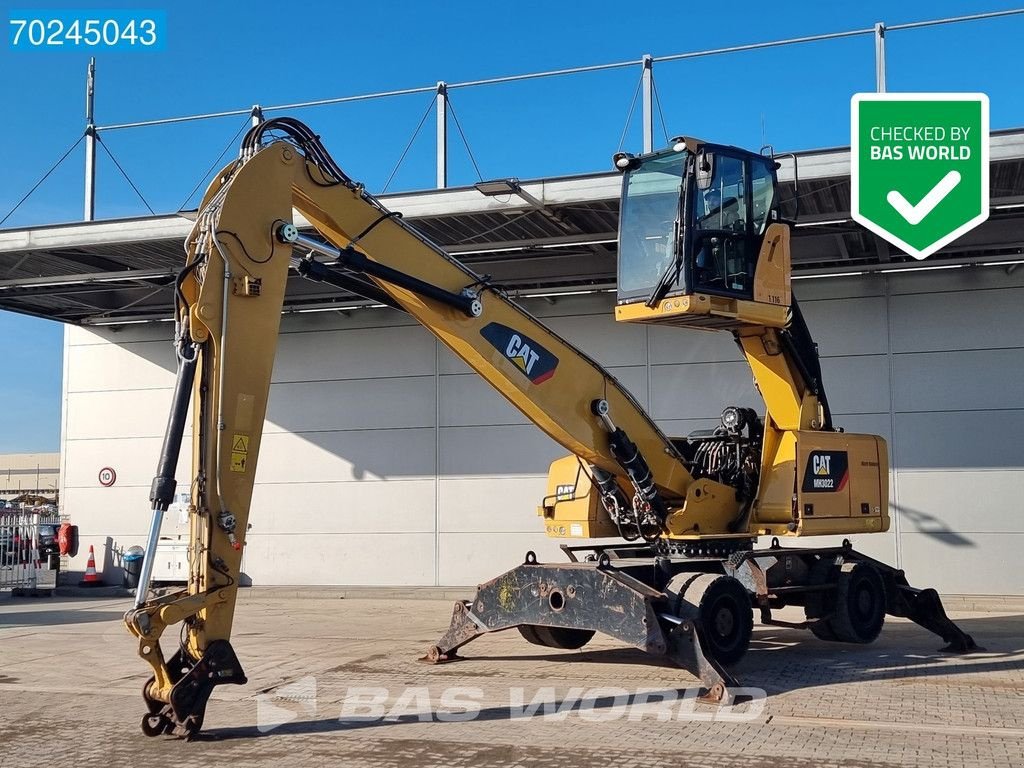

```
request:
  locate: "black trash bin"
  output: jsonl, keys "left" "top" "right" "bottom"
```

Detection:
{"left": 123, "top": 545, "right": 145, "bottom": 589}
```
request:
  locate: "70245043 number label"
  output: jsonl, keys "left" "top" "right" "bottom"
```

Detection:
{"left": 9, "top": 10, "right": 166, "bottom": 50}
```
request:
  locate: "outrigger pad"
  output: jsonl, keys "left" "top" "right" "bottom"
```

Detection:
{"left": 423, "top": 559, "right": 737, "bottom": 702}
{"left": 886, "top": 577, "right": 981, "bottom": 653}
{"left": 665, "top": 618, "right": 737, "bottom": 704}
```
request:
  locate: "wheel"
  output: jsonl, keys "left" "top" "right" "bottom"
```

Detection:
{"left": 670, "top": 573, "right": 753, "bottom": 666}
{"left": 517, "top": 624, "right": 595, "bottom": 649}
{"left": 804, "top": 559, "right": 885, "bottom": 644}
{"left": 830, "top": 562, "right": 886, "bottom": 644}
{"left": 141, "top": 713, "right": 169, "bottom": 737}
{"left": 809, "top": 617, "right": 838, "bottom": 641}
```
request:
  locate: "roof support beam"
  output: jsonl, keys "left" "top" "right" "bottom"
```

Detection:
{"left": 0, "top": 267, "right": 174, "bottom": 290}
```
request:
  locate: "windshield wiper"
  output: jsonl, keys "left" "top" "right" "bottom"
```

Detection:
{"left": 644, "top": 252, "right": 682, "bottom": 308}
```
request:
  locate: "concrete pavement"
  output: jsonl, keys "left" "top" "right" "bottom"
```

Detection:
{"left": 1, "top": 593, "right": 1022, "bottom": 767}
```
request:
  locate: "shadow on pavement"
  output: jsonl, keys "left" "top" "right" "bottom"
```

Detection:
{"left": 0, "top": 608, "right": 126, "bottom": 627}
{"left": 200, "top": 687, "right": 719, "bottom": 741}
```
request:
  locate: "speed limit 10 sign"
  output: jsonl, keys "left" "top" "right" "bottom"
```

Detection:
{"left": 98, "top": 467, "right": 117, "bottom": 487}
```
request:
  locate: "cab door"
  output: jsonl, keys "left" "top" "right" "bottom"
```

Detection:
{"left": 689, "top": 149, "right": 776, "bottom": 300}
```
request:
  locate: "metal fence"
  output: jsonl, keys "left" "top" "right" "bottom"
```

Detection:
{"left": 0, "top": 510, "right": 60, "bottom": 591}
{"left": 73, "top": 7, "right": 1024, "bottom": 219}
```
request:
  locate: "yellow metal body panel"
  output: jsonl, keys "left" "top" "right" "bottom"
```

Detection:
{"left": 747, "top": 428, "right": 889, "bottom": 536}
{"left": 614, "top": 293, "right": 789, "bottom": 329}
{"left": 752, "top": 223, "right": 792, "bottom": 307}
{"left": 538, "top": 455, "right": 620, "bottom": 538}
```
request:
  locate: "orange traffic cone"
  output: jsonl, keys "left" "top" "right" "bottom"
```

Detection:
{"left": 79, "top": 545, "right": 103, "bottom": 587}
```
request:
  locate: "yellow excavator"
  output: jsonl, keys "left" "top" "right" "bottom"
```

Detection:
{"left": 123, "top": 117, "right": 976, "bottom": 737}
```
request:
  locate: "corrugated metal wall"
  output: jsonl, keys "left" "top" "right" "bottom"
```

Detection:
{"left": 59, "top": 268, "right": 1024, "bottom": 593}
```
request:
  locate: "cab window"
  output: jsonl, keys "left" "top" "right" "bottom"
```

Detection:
{"left": 691, "top": 152, "right": 755, "bottom": 298}
{"left": 695, "top": 154, "right": 747, "bottom": 234}
{"left": 750, "top": 157, "right": 776, "bottom": 234}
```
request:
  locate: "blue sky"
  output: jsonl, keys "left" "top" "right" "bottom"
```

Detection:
{"left": 1, "top": 0, "right": 1022, "bottom": 452}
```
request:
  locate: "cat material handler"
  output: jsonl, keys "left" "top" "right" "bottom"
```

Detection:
{"left": 124, "top": 118, "right": 975, "bottom": 738}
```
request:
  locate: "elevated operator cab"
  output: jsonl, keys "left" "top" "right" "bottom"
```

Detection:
{"left": 613, "top": 139, "right": 792, "bottom": 330}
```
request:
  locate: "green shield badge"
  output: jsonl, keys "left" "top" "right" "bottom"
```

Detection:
{"left": 851, "top": 93, "right": 989, "bottom": 260}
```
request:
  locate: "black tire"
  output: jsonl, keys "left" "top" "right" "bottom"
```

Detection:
{"left": 141, "top": 713, "right": 168, "bottom": 738}
{"left": 682, "top": 573, "right": 753, "bottom": 666}
{"left": 809, "top": 618, "right": 839, "bottom": 641}
{"left": 517, "top": 624, "right": 595, "bottom": 649}
{"left": 830, "top": 562, "right": 886, "bottom": 644}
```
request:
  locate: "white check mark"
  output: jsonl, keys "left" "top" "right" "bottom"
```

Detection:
{"left": 886, "top": 170, "right": 962, "bottom": 225}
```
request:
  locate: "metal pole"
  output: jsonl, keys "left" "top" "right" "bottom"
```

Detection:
{"left": 250, "top": 104, "right": 263, "bottom": 128}
{"left": 83, "top": 57, "right": 96, "bottom": 221}
{"left": 874, "top": 22, "right": 887, "bottom": 93}
{"left": 641, "top": 54, "right": 654, "bottom": 153}
{"left": 436, "top": 81, "right": 447, "bottom": 188}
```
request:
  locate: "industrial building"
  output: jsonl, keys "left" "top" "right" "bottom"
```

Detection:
{"left": 0, "top": 452, "right": 59, "bottom": 501}
{"left": 1, "top": 130, "right": 1022, "bottom": 594}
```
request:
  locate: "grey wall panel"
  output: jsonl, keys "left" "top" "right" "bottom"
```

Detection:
{"left": 894, "top": 411, "right": 1024, "bottom": 470}
{"left": 819, "top": 355, "right": 891, "bottom": 415}
{"left": 800, "top": 297, "right": 889, "bottom": 357}
{"left": 62, "top": 435, "right": 190, "bottom": 488}
{"left": 544, "top": 313, "right": 647, "bottom": 367}
{"left": 438, "top": 531, "right": 566, "bottom": 585}
{"left": 439, "top": 373, "right": 529, "bottom": 428}
{"left": 829, "top": 413, "right": 893, "bottom": 445}
{"left": 650, "top": 361, "right": 761, "bottom": 421}
{"left": 890, "top": 287, "right": 1024, "bottom": 353}
{"left": 67, "top": 323, "right": 170, "bottom": 347}
{"left": 887, "top": 267, "right": 1024, "bottom": 296}
{"left": 264, "top": 377, "right": 435, "bottom": 432}
{"left": 649, "top": 326, "right": 743, "bottom": 365}
{"left": 892, "top": 349, "right": 1024, "bottom": 413}
{"left": 255, "top": 429, "right": 436, "bottom": 483}
{"left": 249, "top": 479, "right": 435, "bottom": 534}
{"left": 898, "top": 532, "right": 1024, "bottom": 594}
{"left": 271, "top": 325, "right": 436, "bottom": 382}
{"left": 609, "top": 365, "right": 649, "bottom": 410}
{"left": 244, "top": 532, "right": 436, "bottom": 585}
{"left": 794, "top": 274, "right": 886, "bottom": 301}
{"left": 67, "top": 340, "right": 176, "bottom": 392}
{"left": 438, "top": 476, "right": 548, "bottom": 533}
{"left": 896, "top": 470, "right": 1024, "bottom": 535}
{"left": 438, "top": 344, "right": 474, "bottom": 375}
{"left": 61, "top": 487, "right": 164, "bottom": 538}
{"left": 439, "top": 425, "right": 565, "bottom": 477}
{"left": 66, "top": 389, "right": 176, "bottom": 440}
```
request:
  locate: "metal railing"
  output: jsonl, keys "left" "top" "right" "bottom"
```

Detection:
{"left": 74, "top": 8, "right": 1024, "bottom": 220}
{"left": 0, "top": 510, "right": 60, "bottom": 591}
